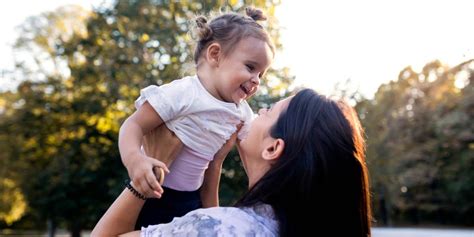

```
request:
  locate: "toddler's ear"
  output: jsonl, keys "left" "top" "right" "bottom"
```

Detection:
{"left": 206, "top": 43, "right": 221, "bottom": 67}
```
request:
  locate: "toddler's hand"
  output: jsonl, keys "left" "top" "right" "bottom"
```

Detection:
{"left": 126, "top": 151, "right": 170, "bottom": 198}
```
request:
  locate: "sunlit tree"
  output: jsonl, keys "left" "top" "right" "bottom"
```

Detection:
{"left": 2, "top": 0, "right": 292, "bottom": 235}
{"left": 358, "top": 59, "right": 474, "bottom": 226}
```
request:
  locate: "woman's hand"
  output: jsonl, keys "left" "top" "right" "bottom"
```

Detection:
{"left": 143, "top": 124, "right": 183, "bottom": 168}
{"left": 142, "top": 124, "right": 183, "bottom": 188}
{"left": 213, "top": 123, "right": 243, "bottom": 163}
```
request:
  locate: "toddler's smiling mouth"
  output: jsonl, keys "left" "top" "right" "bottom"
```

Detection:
{"left": 240, "top": 85, "right": 250, "bottom": 95}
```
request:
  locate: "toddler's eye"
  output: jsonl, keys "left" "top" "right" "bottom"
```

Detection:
{"left": 246, "top": 64, "right": 255, "bottom": 71}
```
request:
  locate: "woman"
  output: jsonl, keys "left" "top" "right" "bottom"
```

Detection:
{"left": 92, "top": 89, "right": 371, "bottom": 237}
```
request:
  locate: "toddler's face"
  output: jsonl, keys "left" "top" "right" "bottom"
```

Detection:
{"left": 215, "top": 37, "right": 273, "bottom": 104}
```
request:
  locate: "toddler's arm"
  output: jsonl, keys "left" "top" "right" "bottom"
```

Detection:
{"left": 119, "top": 101, "right": 170, "bottom": 198}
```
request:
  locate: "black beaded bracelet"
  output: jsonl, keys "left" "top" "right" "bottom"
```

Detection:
{"left": 125, "top": 179, "right": 147, "bottom": 200}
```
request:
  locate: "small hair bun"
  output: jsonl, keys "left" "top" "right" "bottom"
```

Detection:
{"left": 195, "top": 16, "right": 213, "bottom": 41}
{"left": 245, "top": 7, "right": 267, "bottom": 21}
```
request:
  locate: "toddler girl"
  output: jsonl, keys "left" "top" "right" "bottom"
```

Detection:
{"left": 118, "top": 7, "right": 275, "bottom": 229}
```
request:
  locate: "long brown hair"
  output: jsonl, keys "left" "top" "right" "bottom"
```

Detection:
{"left": 236, "top": 89, "right": 371, "bottom": 236}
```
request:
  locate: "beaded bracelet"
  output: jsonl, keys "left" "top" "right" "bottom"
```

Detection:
{"left": 125, "top": 179, "right": 147, "bottom": 200}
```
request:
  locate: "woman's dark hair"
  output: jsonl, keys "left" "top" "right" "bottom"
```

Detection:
{"left": 193, "top": 7, "right": 275, "bottom": 65}
{"left": 236, "top": 89, "right": 371, "bottom": 237}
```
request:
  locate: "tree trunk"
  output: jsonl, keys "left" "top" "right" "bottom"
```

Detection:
{"left": 47, "top": 218, "right": 56, "bottom": 237}
{"left": 70, "top": 226, "right": 82, "bottom": 237}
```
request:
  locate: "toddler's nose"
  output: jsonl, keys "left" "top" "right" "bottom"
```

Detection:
{"left": 251, "top": 74, "right": 260, "bottom": 85}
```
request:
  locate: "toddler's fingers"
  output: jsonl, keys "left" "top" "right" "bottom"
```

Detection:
{"left": 153, "top": 190, "right": 162, "bottom": 198}
{"left": 137, "top": 179, "right": 151, "bottom": 198}
{"left": 140, "top": 182, "right": 157, "bottom": 199}
{"left": 146, "top": 170, "right": 163, "bottom": 195}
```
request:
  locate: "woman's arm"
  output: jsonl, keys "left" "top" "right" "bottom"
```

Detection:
{"left": 200, "top": 159, "right": 224, "bottom": 207}
{"left": 91, "top": 188, "right": 144, "bottom": 237}
{"left": 142, "top": 123, "right": 183, "bottom": 181}
{"left": 199, "top": 124, "right": 242, "bottom": 207}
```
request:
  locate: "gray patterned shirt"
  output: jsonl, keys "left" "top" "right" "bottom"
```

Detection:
{"left": 141, "top": 204, "right": 278, "bottom": 237}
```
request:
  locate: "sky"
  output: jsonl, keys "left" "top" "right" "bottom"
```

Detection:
{"left": 274, "top": 0, "right": 474, "bottom": 97}
{"left": 1, "top": 0, "right": 474, "bottom": 98}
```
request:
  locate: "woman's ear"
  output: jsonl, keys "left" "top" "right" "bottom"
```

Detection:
{"left": 262, "top": 138, "right": 285, "bottom": 161}
{"left": 205, "top": 43, "right": 221, "bottom": 67}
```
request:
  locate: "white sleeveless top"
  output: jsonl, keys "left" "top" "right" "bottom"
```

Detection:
{"left": 135, "top": 75, "right": 254, "bottom": 191}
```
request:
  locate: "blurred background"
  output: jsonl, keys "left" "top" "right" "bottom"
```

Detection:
{"left": 0, "top": 0, "right": 472, "bottom": 236}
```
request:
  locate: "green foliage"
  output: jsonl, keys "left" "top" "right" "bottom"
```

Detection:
{"left": 0, "top": 0, "right": 291, "bottom": 234}
{"left": 357, "top": 59, "right": 474, "bottom": 226}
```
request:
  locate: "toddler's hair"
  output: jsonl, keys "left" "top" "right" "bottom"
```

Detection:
{"left": 193, "top": 7, "right": 275, "bottom": 64}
